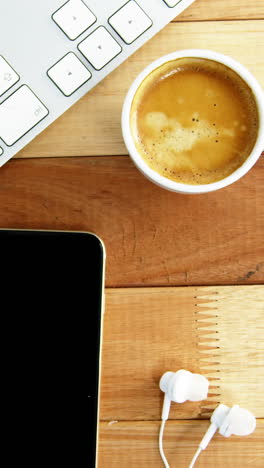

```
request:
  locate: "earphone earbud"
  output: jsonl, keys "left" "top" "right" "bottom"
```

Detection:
{"left": 198, "top": 403, "right": 256, "bottom": 451}
{"left": 159, "top": 369, "right": 209, "bottom": 420}
{"left": 159, "top": 370, "right": 209, "bottom": 468}
{"left": 187, "top": 404, "right": 256, "bottom": 468}
{"left": 158, "top": 370, "right": 257, "bottom": 468}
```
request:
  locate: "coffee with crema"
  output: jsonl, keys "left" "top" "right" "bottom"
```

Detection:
{"left": 130, "top": 57, "right": 259, "bottom": 185}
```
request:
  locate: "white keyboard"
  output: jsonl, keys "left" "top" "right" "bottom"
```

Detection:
{"left": 0, "top": 0, "right": 196, "bottom": 167}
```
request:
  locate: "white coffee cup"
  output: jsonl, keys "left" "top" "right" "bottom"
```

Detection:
{"left": 122, "top": 49, "right": 264, "bottom": 194}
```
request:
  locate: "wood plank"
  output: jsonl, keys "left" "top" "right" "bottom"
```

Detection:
{"left": 0, "top": 156, "right": 263, "bottom": 287}
{"left": 197, "top": 287, "right": 264, "bottom": 416}
{"left": 101, "top": 287, "right": 211, "bottom": 422}
{"left": 98, "top": 420, "right": 264, "bottom": 468}
{"left": 177, "top": 0, "right": 264, "bottom": 22}
{"left": 15, "top": 20, "right": 264, "bottom": 159}
{"left": 100, "top": 286, "right": 264, "bottom": 421}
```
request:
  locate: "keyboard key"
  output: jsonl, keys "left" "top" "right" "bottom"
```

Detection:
{"left": 163, "top": 0, "right": 182, "bottom": 6}
{"left": 0, "top": 56, "right": 20, "bottom": 97}
{"left": 108, "top": 1, "right": 152, "bottom": 45}
{"left": 78, "top": 26, "right": 122, "bottom": 70}
{"left": 52, "top": 0, "right": 96, "bottom": 40}
{"left": 0, "top": 147, "right": 3, "bottom": 156}
{"left": 0, "top": 85, "right": 49, "bottom": 146}
{"left": 47, "top": 52, "right": 91, "bottom": 96}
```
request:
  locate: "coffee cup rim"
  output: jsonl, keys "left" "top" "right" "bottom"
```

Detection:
{"left": 121, "top": 49, "right": 264, "bottom": 194}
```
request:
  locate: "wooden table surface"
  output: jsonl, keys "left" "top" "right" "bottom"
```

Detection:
{"left": 0, "top": 0, "right": 264, "bottom": 466}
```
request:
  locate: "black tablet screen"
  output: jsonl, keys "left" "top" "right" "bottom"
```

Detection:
{"left": 1, "top": 230, "right": 104, "bottom": 467}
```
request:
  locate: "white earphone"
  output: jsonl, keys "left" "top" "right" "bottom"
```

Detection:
{"left": 159, "top": 369, "right": 256, "bottom": 468}
{"left": 160, "top": 370, "right": 209, "bottom": 420}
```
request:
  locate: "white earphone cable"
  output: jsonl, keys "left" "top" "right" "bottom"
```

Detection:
{"left": 159, "top": 419, "right": 170, "bottom": 468}
{"left": 188, "top": 447, "right": 202, "bottom": 468}
{"left": 159, "top": 419, "right": 202, "bottom": 468}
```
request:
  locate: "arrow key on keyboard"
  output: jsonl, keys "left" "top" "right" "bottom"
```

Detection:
{"left": 52, "top": 0, "right": 96, "bottom": 40}
{"left": 108, "top": 1, "right": 152, "bottom": 44}
{"left": 47, "top": 52, "right": 92, "bottom": 96}
{"left": 163, "top": 0, "right": 182, "bottom": 6}
{"left": 78, "top": 26, "right": 122, "bottom": 70}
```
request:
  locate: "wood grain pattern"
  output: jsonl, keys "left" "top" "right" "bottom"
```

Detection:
{"left": 99, "top": 420, "right": 264, "bottom": 468}
{"left": 0, "top": 156, "right": 263, "bottom": 286}
{"left": 15, "top": 20, "right": 264, "bottom": 159}
{"left": 177, "top": 0, "right": 264, "bottom": 21}
{"left": 101, "top": 287, "right": 212, "bottom": 421}
{"left": 197, "top": 286, "right": 264, "bottom": 417}
{"left": 101, "top": 286, "right": 264, "bottom": 421}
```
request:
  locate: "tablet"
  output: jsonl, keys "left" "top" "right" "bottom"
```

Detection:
{"left": 1, "top": 229, "right": 105, "bottom": 467}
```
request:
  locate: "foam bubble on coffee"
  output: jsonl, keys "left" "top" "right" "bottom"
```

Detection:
{"left": 143, "top": 111, "right": 238, "bottom": 172}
